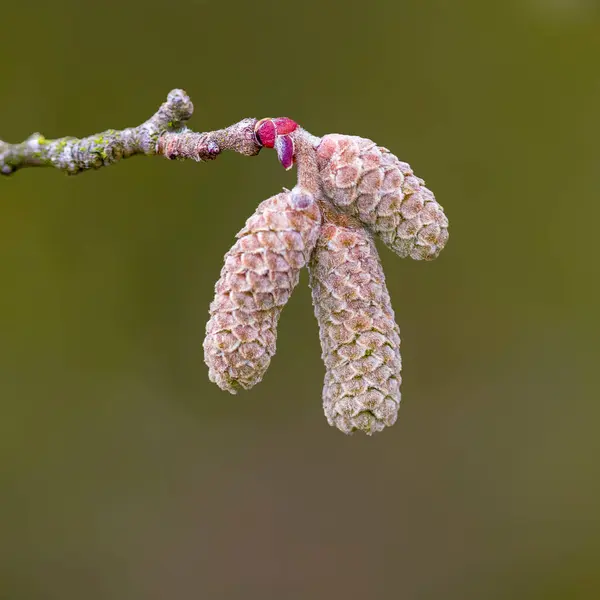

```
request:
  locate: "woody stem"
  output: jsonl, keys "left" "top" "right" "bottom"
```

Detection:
{"left": 0, "top": 89, "right": 262, "bottom": 176}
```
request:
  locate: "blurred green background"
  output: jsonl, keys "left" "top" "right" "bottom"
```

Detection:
{"left": 1, "top": 0, "right": 599, "bottom": 598}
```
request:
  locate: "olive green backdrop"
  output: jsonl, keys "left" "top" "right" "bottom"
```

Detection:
{"left": 1, "top": 1, "right": 599, "bottom": 598}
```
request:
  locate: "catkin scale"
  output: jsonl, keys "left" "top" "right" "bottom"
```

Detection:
{"left": 316, "top": 134, "right": 449, "bottom": 260}
{"left": 204, "top": 190, "right": 321, "bottom": 393}
{"left": 308, "top": 209, "right": 402, "bottom": 434}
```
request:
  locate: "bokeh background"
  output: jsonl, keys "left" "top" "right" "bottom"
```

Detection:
{"left": 1, "top": 0, "right": 599, "bottom": 598}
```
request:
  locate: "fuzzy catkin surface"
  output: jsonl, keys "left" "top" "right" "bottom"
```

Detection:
{"left": 316, "top": 134, "right": 449, "bottom": 260}
{"left": 204, "top": 191, "right": 321, "bottom": 393}
{"left": 308, "top": 210, "right": 402, "bottom": 434}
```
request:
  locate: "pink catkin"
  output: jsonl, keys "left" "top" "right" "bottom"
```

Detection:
{"left": 204, "top": 190, "right": 321, "bottom": 393}
{"left": 316, "top": 134, "right": 449, "bottom": 260}
{"left": 308, "top": 209, "right": 402, "bottom": 434}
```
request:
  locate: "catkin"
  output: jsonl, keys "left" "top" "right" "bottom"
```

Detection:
{"left": 204, "top": 189, "right": 321, "bottom": 393}
{"left": 308, "top": 208, "right": 402, "bottom": 434}
{"left": 316, "top": 134, "right": 449, "bottom": 260}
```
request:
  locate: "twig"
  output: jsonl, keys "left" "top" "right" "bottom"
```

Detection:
{"left": 0, "top": 89, "right": 261, "bottom": 176}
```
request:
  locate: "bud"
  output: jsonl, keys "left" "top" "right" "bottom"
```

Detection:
{"left": 204, "top": 189, "right": 321, "bottom": 393}
{"left": 275, "top": 134, "right": 295, "bottom": 170}
{"left": 254, "top": 119, "right": 276, "bottom": 148}
{"left": 254, "top": 117, "right": 298, "bottom": 170}
{"left": 308, "top": 209, "right": 402, "bottom": 434}
{"left": 316, "top": 134, "right": 449, "bottom": 260}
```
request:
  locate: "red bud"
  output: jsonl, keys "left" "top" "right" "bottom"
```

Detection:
{"left": 273, "top": 117, "right": 298, "bottom": 135}
{"left": 275, "top": 135, "right": 295, "bottom": 170}
{"left": 255, "top": 118, "right": 276, "bottom": 148}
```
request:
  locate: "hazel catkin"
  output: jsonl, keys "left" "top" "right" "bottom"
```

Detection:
{"left": 308, "top": 208, "right": 402, "bottom": 434}
{"left": 204, "top": 189, "right": 321, "bottom": 393}
{"left": 316, "top": 134, "right": 449, "bottom": 260}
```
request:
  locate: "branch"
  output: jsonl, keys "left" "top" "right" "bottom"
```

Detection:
{"left": 0, "top": 89, "right": 261, "bottom": 176}
{"left": 0, "top": 87, "right": 450, "bottom": 435}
